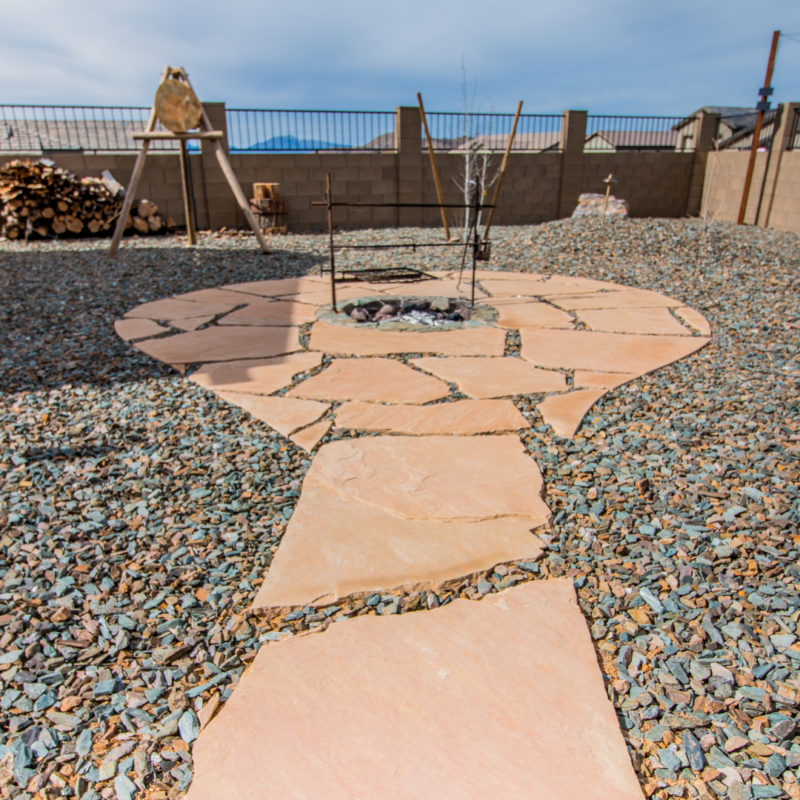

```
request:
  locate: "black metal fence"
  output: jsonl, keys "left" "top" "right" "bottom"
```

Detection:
{"left": 2, "top": 104, "right": 794, "bottom": 156}
{"left": 716, "top": 110, "right": 777, "bottom": 151}
{"left": 226, "top": 109, "right": 396, "bottom": 152}
{"left": 422, "top": 112, "right": 562, "bottom": 152}
{"left": 584, "top": 115, "right": 685, "bottom": 151}
{"left": 0, "top": 105, "right": 183, "bottom": 153}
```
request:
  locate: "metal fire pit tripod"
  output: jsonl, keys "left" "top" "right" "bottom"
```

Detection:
{"left": 107, "top": 66, "right": 268, "bottom": 258}
{"left": 312, "top": 174, "right": 492, "bottom": 313}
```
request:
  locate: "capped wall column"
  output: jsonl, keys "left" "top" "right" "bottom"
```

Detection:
{"left": 686, "top": 111, "right": 719, "bottom": 217}
{"left": 757, "top": 102, "right": 799, "bottom": 228}
{"left": 395, "top": 106, "right": 423, "bottom": 228}
{"left": 557, "top": 110, "right": 587, "bottom": 219}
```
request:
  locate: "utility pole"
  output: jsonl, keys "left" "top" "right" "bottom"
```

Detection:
{"left": 737, "top": 30, "right": 780, "bottom": 225}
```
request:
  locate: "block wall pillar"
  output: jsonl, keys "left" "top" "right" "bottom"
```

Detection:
{"left": 557, "top": 110, "right": 587, "bottom": 218}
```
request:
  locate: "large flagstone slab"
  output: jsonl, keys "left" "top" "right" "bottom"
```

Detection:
{"left": 411, "top": 356, "right": 568, "bottom": 398}
{"left": 288, "top": 419, "right": 331, "bottom": 452}
{"left": 124, "top": 298, "right": 237, "bottom": 320}
{"left": 481, "top": 278, "right": 576, "bottom": 297}
{"left": 308, "top": 321, "right": 507, "bottom": 357}
{"left": 573, "top": 371, "right": 638, "bottom": 390}
{"left": 288, "top": 358, "right": 450, "bottom": 404}
{"left": 520, "top": 328, "right": 709, "bottom": 374}
{"left": 191, "top": 579, "right": 643, "bottom": 800}
{"left": 169, "top": 315, "right": 215, "bottom": 332}
{"left": 135, "top": 326, "right": 302, "bottom": 365}
{"left": 217, "top": 299, "right": 319, "bottom": 327}
{"left": 537, "top": 389, "right": 607, "bottom": 438}
{"left": 216, "top": 393, "right": 329, "bottom": 437}
{"left": 282, "top": 285, "right": 384, "bottom": 306}
{"left": 577, "top": 307, "right": 691, "bottom": 336}
{"left": 550, "top": 289, "right": 682, "bottom": 310}
{"left": 252, "top": 486, "right": 545, "bottom": 610}
{"left": 189, "top": 353, "right": 323, "bottom": 395}
{"left": 334, "top": 399, "right": 528, "bottom": 435}
{"left": 305, "top": 435, "right": 550, "bottom": 522}
{"left": 175, "top": 288, "right": 261, "bottom": 304}
{"left": 114, "top": 319, "right": 169, "bottom": 342}
{"left": 674, "top": 306, "right": 712, "bottom": 336}
{"left": 222, "top": 277, "right": 328, "bottom": 297}
{"left": 484, "top": 300, "right": 575, "bottom": 329}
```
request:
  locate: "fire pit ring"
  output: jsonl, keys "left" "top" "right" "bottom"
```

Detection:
{"left": 316, "top": 295, "right": 498, "bottom": 332}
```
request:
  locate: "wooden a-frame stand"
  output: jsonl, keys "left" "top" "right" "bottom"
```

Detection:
{"left": 107, "top": 66, "right": 269, "bottom": 258}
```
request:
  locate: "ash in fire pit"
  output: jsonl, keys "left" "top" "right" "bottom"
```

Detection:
{"left": 345, "top": 297, "right": 466, "bottom": 326}
{"left": 317, "top": 295, "right": 498, "bottom": 332}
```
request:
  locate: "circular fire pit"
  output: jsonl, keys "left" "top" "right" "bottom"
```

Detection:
{"left": 317, "top": 295, "right": 498, "bottom": 332}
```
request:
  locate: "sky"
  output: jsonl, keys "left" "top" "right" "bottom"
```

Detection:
{"left": 2, "top": 0, "right": 800, "bottom": 115}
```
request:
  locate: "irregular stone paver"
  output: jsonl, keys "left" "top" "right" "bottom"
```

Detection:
{"left": 288, "top": 419, "right": 332, "bottom": 452}
{"left": 191, "top": 579, "right": 643, "bottom": 800}
{"left": 175, "top": 287, "right": 260, "bottom": 304}
{"left": 216, "top": 392, "right": 328, "bottom": 437}
{"left": 468, "top": 269, "right": 546, "bottom": 281}
{"left": 412, "top": 356, "right": 568, "bottom": 398}
{"left": 573, "top": 371, "right": 638, "bottom": 390}
{"left": 287, "top": 358, "right": 450, "bottom": 404}
{"left": 305, "top": 435, "right": 550, "bottom": 522}
{"left": 308, "top": 321, "right": 507, "bottom": 357}
{"left": 135, "top": 325, "right": 302, "bottom": 365}
{"left": 520, "top": 328, "right": 709, "bottom": 374}
{"left": 222, "top": 277, "right": 329, "bottom": 297}
{"left": 252, "top": 486, "right": 545, "bottom": 610}
{"left": 550, "top": 289, "right": 683, "bottom": 310}
{"left": 169, "top": 315, "right": 215, "bottom": 332}
{"left": 217, "top": 299, "right": 319, "bottom": 327}
{"left": 372, "top": 279, "right": 488, "bottom": 299}
{"left": 280, "top": 285, "right": 386, "bottom": 306}
{"left": 113, "top": 318, "right": 169, "bottom": 342}
{"left": 481, "top": 278, "right": 567, "bottom": 297}
{"left": 123, "top": 297, "right": 236, "bottom": 320}
{"left": 189, "top": 353, "right": 323, "bottom": 395}
{"left": 537, "top": 389, "right": 607, "bottom": 438}
{"left": 577, "top": 307, "right": 691, "bottom": 336}
{"left": 674, "top": 306, "right": 712, "bottom": 336}
{"left": 484, "top": 300, "right": 575, "bottom": 329}
{"left": 533, "top": 277, "right": 624, "bottom": 295}
{"left": 334, "top": 399, "right": 527, "bottom": 435}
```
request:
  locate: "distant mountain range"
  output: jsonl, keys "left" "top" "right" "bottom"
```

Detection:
{"left": 244, "top": 135, "right": 348, "bottom": 151}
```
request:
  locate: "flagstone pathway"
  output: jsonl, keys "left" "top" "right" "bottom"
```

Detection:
{"left": 116, "top": 269, "right": 710, "bottom": 798}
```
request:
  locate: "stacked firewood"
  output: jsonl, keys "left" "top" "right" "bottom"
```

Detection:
{"left": 0, "top": 159, "right": 174, "bottom": 240}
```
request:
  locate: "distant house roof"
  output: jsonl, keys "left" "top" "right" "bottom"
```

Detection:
{"left": 0, "top": 118, "right": 178, "bottom": 153}
{"left": 584, "top": 129, "right": 678, "bottom": 151}
{"left": 446, "top": 132, "right": 561, "bottom": 152}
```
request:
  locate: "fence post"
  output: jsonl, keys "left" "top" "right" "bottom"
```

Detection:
{"left": 395, "top": 106, "right": 423, "bottom": 227}
{"left": 757, "top": 102, "right": 799, "bottom": 228}
{"left": 686, "top": 111, "right": 719, "bottom": 218}
{"left": 557, "top": 110, "right": 587, "bottom": 219}
{"left": 199, "top": 101, "right": 237, "bottom": 230}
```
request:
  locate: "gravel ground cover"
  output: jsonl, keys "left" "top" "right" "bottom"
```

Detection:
{"left": 0, "top": 218, "right": 798, "bottom": 800}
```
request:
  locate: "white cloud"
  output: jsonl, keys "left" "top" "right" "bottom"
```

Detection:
{"left": 0, "top": 0, "right": 798, "bottom": 113}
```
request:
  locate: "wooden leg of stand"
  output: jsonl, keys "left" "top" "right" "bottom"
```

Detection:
{"left": 213, "top": 142, "right": 269, "bottom": 253}
{"left": 108, "top": 141, "right": 151, "bottom": 258}
{"left": 179, "top": 140, "right": 197, "bottom": 245}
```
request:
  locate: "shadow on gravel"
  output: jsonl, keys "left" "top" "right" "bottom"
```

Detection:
{"left": 0, "top": 240, "right": 325, "bottom": 394}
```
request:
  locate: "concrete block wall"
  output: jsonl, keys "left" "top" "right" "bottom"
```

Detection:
{"left": 701, "top": 151, "right": 769, "bottom": 226}
{"left": 581, "top": 152, "right": 695, "bottom": 218}
{"left": 3, "top": 101, "right": 800, "bottom": 234}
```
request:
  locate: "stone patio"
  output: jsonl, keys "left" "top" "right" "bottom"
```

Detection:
{"left": 116, "top": 267, "right": 710, "bottom": 799}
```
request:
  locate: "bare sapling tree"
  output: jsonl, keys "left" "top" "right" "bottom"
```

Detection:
{"left": 452, "top": 63, "right": 499, "bottom": 241}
